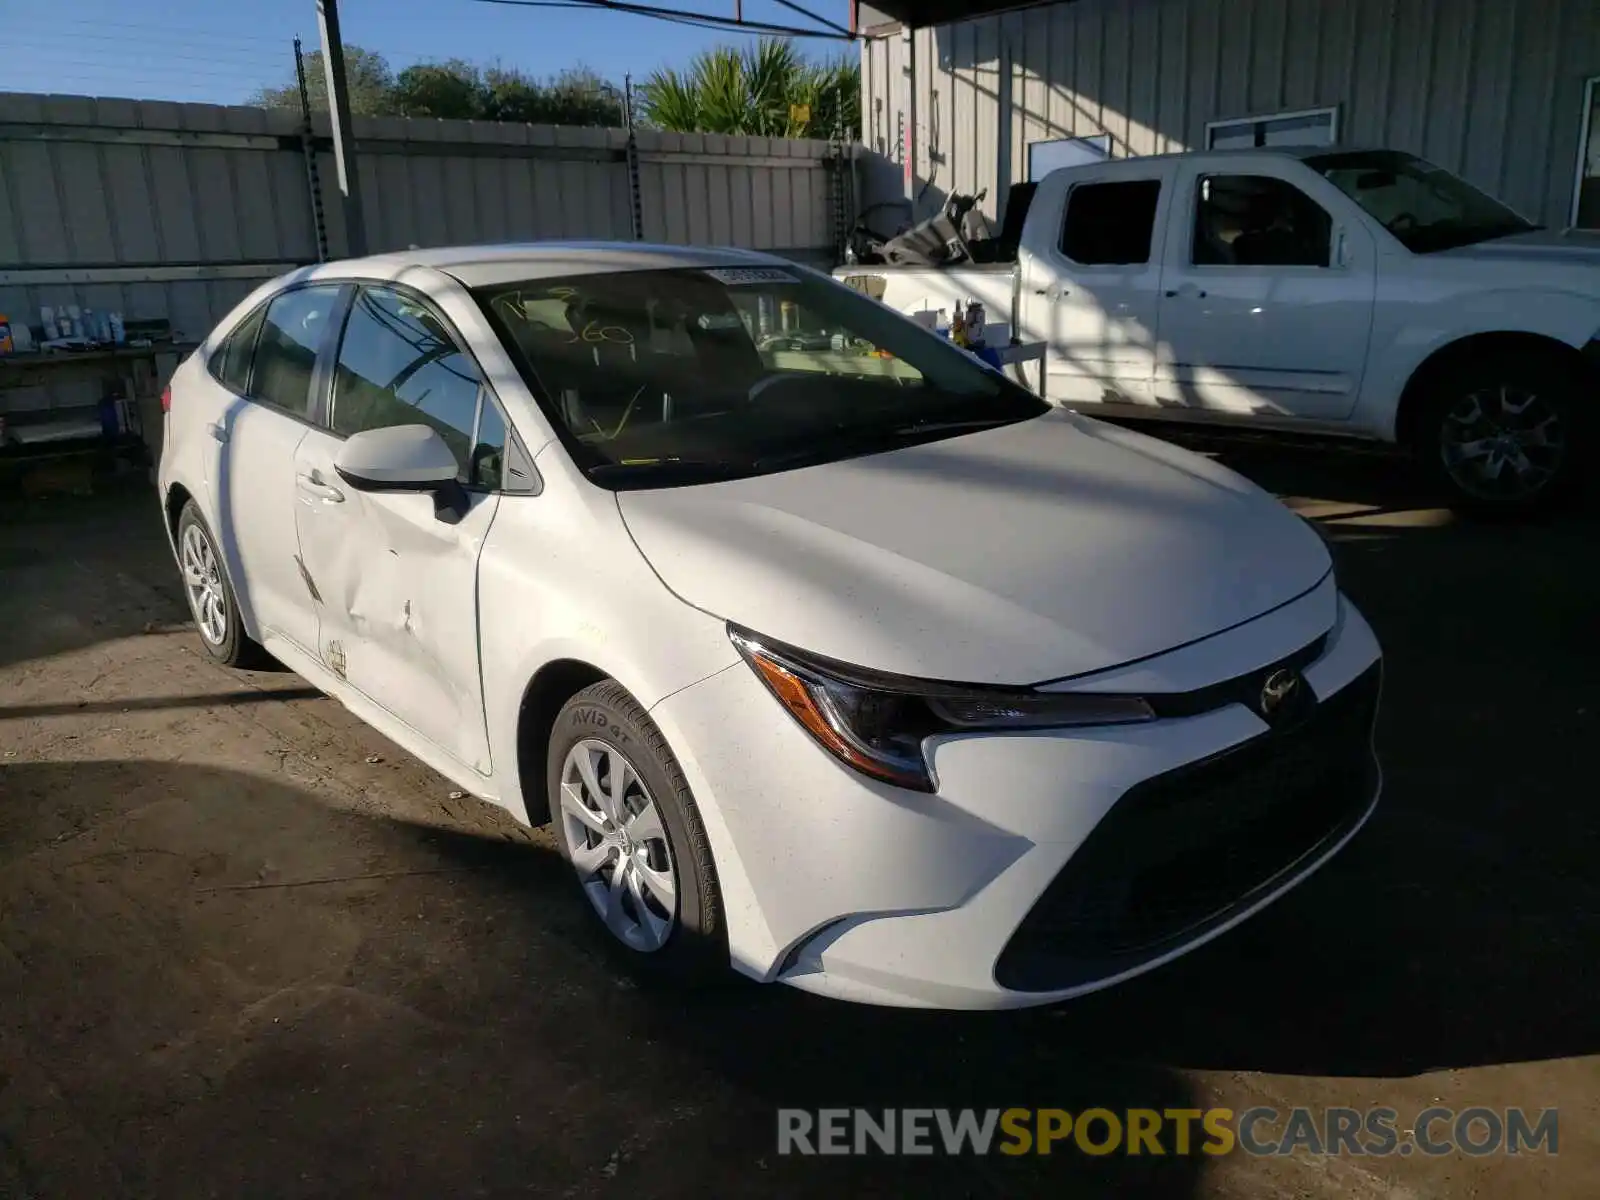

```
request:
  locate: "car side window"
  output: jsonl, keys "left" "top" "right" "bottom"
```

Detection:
{"left": 213, "top": 305, "right": 264, "bottom": 394}
{"left": 330, "top": 285, "right": 505, "bottom": 489}
{"left": 252, "top": 286, "right": 342, "bottom": 416}
{"left": 1193, "top": 175, "right": 1333, "bottom": 268}
{"left": 1060, "top": 179, "right": 1162, "bottom": 265}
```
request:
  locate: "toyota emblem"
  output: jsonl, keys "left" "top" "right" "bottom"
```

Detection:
{"left": 1260, "top": 668, "right": 1301, "bottom": 717}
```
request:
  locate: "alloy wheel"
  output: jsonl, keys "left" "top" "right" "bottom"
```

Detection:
{"left": 180, "top": 524, "right": 228, "bottom": 646}
{"left": 1438, "top": 384, "right": 1566, "bottom": 502}
{"left": 557, "top": 738, "right": 678, "bottom": 952}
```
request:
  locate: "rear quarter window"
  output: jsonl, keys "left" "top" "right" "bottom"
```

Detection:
{"left": 210, "top": 306, "right": 265, "bottom": 395}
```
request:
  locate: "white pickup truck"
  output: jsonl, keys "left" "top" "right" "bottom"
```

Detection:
{"left": 837, "top": 147, "right": 1600, "bottom": 514}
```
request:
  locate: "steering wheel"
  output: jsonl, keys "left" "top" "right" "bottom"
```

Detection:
{"left": 1385, "top": 212, "right": 1419, "bottom": 235}
{"left": 748, "top": 373, "right": 811, "bottom": 404}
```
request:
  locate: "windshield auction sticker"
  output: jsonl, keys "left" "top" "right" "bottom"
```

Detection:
{"left": 703, "top": 267, "right": 801, "bottom": 286}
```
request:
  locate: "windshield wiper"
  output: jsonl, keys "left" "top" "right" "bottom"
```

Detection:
{"left": 889, "top": 416, "right": 1024, "bottom": 436}
{"left": 751, "top": 414, "right": 1030, "bottom": 473}
{"left": 587, "top": 459, "right": 750, "bottom": 485}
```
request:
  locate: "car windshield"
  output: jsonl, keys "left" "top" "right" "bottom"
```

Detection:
{"left": 474, "top": 265, "right": 1047, "bottom": 489}
{"left": 1305, "top": 150, "right": 1539, "bottom": 253}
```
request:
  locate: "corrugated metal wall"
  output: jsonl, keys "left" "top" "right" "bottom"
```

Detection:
{"left": 0, "top": 91, "right": 849, "bottom": 349}
{"left": 862, "top": 0, "right": 1600, "bottom": 228}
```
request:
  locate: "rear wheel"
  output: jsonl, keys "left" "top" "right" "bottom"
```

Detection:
{"left": 547, "top": 681, "right": 724, "bottom": 978}
{"left": 1415, "top": 354, "right": 1587, "bottom": 517}
{"left": 175, "top": 502, "right": 268, "bottom": 668}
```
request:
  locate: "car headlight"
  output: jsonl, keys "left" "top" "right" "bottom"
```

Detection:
{"left": 729, "top": 625, "right": 1155, "bottom": 793}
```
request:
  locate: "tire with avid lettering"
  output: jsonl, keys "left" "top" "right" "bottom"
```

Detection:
{"left": 547, "top": 680, "right": 725, "bottom": 977}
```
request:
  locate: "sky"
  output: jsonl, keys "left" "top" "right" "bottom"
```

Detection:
{"left": 0, "top": 0, "right": 856, "bottom": 107}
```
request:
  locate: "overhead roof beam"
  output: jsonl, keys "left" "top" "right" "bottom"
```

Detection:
{"left": 470, "top": 0, "right": 859, "bottom": 40}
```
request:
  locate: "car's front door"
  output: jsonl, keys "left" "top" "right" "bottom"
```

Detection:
{"left": 1152, "top": 164, "right": 1377, "bottom": 420}
{"left": 292, "top": 283, "right": 508, "bottom": 774}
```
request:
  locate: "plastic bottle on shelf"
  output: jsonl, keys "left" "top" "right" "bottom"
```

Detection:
{"left": 965, "top": 300, "right": 986, "bottom": 348}
{"left": 109, "top": 312, "right": 126, "bottom": 344}
{"left": 0, "top": 315, "right": 13, "bottom": 355}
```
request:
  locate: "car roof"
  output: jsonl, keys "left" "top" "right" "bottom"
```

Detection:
{"left": 1054, "top": 145, "right": 1393, "bottom": 173}
{"left": 302, "top": 241, "right": 791, "bottom": 290}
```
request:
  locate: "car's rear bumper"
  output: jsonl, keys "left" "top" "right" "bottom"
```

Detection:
{"left": 649, "top": 585, "right": 1382, "bottom": 1010}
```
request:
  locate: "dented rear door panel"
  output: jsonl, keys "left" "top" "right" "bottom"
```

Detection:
{"left": 291, "top": 427, "right": 500, "bottom": 775}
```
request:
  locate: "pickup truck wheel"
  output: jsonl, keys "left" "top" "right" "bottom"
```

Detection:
{"left": 1417, "top": 356, "right": 1586, "bottom": 517}
{"left": 547, "top": 681, "right": 725, "bottom": 980}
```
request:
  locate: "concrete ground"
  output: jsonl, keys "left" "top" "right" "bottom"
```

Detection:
{"left": 1, "top": 445, "right": 1597, "bottom": 1199}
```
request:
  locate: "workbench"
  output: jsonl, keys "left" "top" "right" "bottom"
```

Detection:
{"left": 0, "top": 344, "right": 192, "bottom": 468}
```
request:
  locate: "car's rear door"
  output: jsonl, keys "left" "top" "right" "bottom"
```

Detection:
{"left": 290, "top": 282, "right": 507, "bottom": 775}
{"left": 1017, "top": 160, "right": 1176, "bottom": 408}
{"left": 200, "top": 283, "right": 345, "bottom": 655}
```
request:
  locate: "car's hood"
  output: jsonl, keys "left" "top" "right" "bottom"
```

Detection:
{"left": 617, "top": 411, "right": 1332, "bottom": 684}
{"left": 1434, "top": 228, "right": 1600, "bottom": 268}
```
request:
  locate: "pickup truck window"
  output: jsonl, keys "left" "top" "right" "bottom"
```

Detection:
{"left": 1060, "top": 180, "right": 1161, "bottom": 266}
{"left": 1305, "top": 149, "right": 1538, "bottom": 253}
{"left": 477, "top": 267, "right": 1048, "bottom": 490}
{"left": 1193, "top": 175, "right": 1332, "bottom": 268}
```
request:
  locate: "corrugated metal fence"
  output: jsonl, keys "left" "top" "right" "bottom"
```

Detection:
{"left": 862, "top": 0, "right": 1599, "bottom": 229}
{"left": 0, "top": 90, "right": 857, "bottom": 348}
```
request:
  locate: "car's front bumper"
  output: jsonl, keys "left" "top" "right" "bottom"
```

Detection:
{"left": 648, "top": 582, "right": 1382, "bottom": 1010}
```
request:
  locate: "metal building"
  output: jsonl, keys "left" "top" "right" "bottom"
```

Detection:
{"left": 856, "top": 0, "right": 1600, "bottom": 231}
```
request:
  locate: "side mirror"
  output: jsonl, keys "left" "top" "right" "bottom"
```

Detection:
{"left": 334, "top": 425, "right": 468, "bottom": 524}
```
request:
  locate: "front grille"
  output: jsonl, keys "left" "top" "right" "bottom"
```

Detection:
{"left": 994, "top": 662, "right": 1381, "bottom": 993}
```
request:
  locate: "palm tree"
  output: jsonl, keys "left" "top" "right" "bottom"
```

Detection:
{"left": 637, "top": 38, "right": 859, "bottom": 139}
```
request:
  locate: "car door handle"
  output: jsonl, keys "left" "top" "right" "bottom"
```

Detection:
{"left": 1034, "top": 286, "right": 1068, "bottom": 299}
{"left": 206, "top": 422, "right": 229, "bottom": 444}
{"left": 295, "top": 472, "right": 345, "bottom": 503}
{"left": 1164, "top": 286, "right": 1208, "bottom": 299}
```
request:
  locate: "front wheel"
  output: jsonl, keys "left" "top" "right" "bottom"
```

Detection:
{"left": 1416, "top": 355, "right": 1588, "bottom": 517}
{"left": 547, "top": 681, "right": 725, "bottom": 978}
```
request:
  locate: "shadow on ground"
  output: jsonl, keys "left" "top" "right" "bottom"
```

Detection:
{"left": 0, "top": 477, "right": 188, "bottom": 671}
{"left": 1061, "top": 437, "right": 1600, "bottom": 1076}
{"left": 1, "top": 758, "right": 1205, "bottom": 1198}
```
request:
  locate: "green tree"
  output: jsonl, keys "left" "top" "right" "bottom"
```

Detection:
{"left": 392, "top": 59, "right": 484, "bottom": 119}
{"left": 251, "top": 48, "right": 622, "bottom": 127}
{"left": 482, "top": 65, "right": 623, "bottom": 126}
{"left": 250, "top": 45, "right": 396, "bottom": 117}
{"left": 637, "top": 38, "right": 859, "bottom": 138}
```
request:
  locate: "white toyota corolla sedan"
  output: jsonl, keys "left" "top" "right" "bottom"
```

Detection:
{"left": 158, "top": 242, "right": 1382, "bottom": 1010}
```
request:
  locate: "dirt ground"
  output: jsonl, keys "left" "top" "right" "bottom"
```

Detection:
{"left": 2, "top": 444, "right": 1597, "bottom": 1199}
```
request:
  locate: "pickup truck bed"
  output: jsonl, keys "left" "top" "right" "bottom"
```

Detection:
{"left": 837, "top": 265, "right": 1019, "bottom": 343}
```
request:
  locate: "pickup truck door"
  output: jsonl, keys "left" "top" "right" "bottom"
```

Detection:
{"left": 1152, "top": 159, "right": 1377, "bottom": 420}
{"left": 1018, "top": 160, "right": 1177, "bottom": 407}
